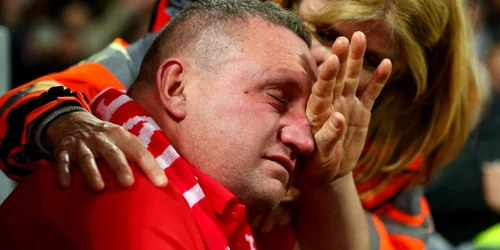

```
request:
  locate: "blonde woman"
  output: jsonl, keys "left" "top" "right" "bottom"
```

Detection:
{"left": 252, "top": 0, "right": 481, "bottom": 249}
{"left": 0, "top": 0, "right": 481, "bottom": 249}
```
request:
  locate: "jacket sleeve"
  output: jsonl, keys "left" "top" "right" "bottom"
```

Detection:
{"left": 365, "top": 187, "right": 434, "bottom": 250}
{"left": 254, "top": 187, "right": 433, "bottom": 250}
{"left": 0, "top": 38, "right": 132, "bottom": 180}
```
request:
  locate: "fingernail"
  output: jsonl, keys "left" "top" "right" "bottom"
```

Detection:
{"left": 332, "top": 116, "right": 342, "bottom": 129}
{"left": 59, "top": 176, "right": 71, "bottom": 189}
{"left": 121, "top": 174, "right": 135, "bottom": 187}
{"left": 156, "top": 175, "right": 168, "bottom": 186}
{"left": 93, "top": 176, "right": 105, "bottom": 191}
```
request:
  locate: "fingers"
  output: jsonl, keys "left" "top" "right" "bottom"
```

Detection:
{"left": 115, "top": 130, "right": 168, "bottom": 188}
{"left": 50, "top": 111, "right": 167, "bottom": 189}
{"left": 56, "top": 136, "right": 105, "bottom": 191}
{"left": 278, "top": 210, "right": 293, "bottom": 226}
{"left": 251, "top": 205, "right": 293, "bottom": 233}
{"left": 54, "top": 131, "right": 130, "bottom": 191}
{"left": 55, "top": 150, "right": 71, "bottom": 189}
{"left": 261, "top": 205, "right": 292, "bottom": 233}
{"left": 251, "top": 214, "right": 265, "bottom": 229}
{"left": 314, "top": 112, "right": 346, "bottom": 160}
{"left": 360, "top": 59, "right": 392, "bottom": 110}
{"left": 53, "top": 119, "right": 168, "bottom": 190}
{"left": 332, "top": 37, "right": 350, "bottom": 100}
{"left": 74, "top": 140, "right": 105, "bottom": 191}
{"left": 342, "top": 31, "right": 367, "bottom": 97}
{"left": 307, "top": 54, "right": 339, "bottom": 131}
{"left": 97, "top": 135, "right": 135, "bottom": 188}
{"left": 260, "top": 212, "right": 280, "bottom": 233}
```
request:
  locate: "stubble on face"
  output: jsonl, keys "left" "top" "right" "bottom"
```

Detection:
{"left": 176, "top": 18, "right": 316, "bottom": 218}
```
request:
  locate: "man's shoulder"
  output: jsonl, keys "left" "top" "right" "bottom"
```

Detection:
{"left": 22, "top": 161, "right": 184, "bottom": 205}
{"left": 0, "top": 162, "right": 205, "bottom": 249}
{"left": 43, "top": 161, "right": 196, "bottom": 224}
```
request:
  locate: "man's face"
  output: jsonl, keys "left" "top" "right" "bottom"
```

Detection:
{"left": 177, "top": 18, "right": 317, "bottom": 216}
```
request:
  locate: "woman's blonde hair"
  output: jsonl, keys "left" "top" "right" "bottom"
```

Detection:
{"left": 284, "top": 0, "right": 483, "bottom": 185}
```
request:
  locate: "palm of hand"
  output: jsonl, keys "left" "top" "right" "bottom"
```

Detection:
{"left": 299, "top": 32, "right": 391, "bottom": 187}
{"left": 336, "top": 95, "right": 371, "bottom": 177}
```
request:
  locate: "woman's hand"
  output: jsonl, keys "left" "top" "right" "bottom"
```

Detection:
{"left": 45, "top": 111, "right": 167, "bottom": 191}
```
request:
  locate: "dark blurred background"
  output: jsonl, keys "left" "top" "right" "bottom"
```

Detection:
{"left": 0, "top": 0, "right": 155, "bottom": 88}
{"left": 424, "top": 1, "right": 500, "bottom": 249}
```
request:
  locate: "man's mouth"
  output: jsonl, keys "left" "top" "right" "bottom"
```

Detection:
{"left": 264, "top": 155, "right": 294, "bottom": 174}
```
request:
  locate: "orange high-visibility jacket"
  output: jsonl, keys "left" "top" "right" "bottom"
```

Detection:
{"left": 0, "top": 1, "right": 432, "bottom": 249}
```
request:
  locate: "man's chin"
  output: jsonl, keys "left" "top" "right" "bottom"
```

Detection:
{"left": 244, "top": 184, "right": 286, "bottom": 219}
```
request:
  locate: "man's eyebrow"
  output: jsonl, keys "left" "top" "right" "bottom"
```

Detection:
{"left": 302, "top": 57, "right": 317, "bottom": 84}
{"left": 274, "top": 74, "right": 312, "bottom": 93}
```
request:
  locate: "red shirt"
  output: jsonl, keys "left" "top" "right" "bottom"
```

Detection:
{"left": 191, "top": 167, "right": 257, "bottom": 250}
{"left": 0, "top": 88, "right": 258, "bottom": 250}
{"left": 0, "top": 162, "right": 257, "bottom": 250}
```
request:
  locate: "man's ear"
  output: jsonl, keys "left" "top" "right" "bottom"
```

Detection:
{"left": 156, "top": 59, "right": 187, "bottom": 120}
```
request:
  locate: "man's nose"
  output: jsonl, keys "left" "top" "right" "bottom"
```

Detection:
{"left": 280, "top": 122, "right": 315, "bottom": 155}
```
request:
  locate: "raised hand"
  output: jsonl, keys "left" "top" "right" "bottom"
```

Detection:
{"left": 300, "top": 31, "right": 392, "bottom": 187}
{"left": 45, "top": 111, "right": 167, "bottom": 190}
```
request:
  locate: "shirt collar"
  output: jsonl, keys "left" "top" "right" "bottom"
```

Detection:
{"left": 189, "top": 166, "right": 242, "bottom": 217}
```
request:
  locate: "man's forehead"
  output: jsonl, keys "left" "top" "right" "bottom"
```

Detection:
{"left": 269, "top": 68, "right": 315, "bottom": 93}
{"left": 238, "top": 18, "right": 317, "bottom": 81}
{"left": 299, "top": 51, "right": 318, "bottom": 85}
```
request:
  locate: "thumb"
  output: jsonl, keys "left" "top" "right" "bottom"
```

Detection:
{"left": 297, "top": 112, "right": 346, "bottom": 188}
{"left": 314, "top": 112, "right": 346, "bottom": 158}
